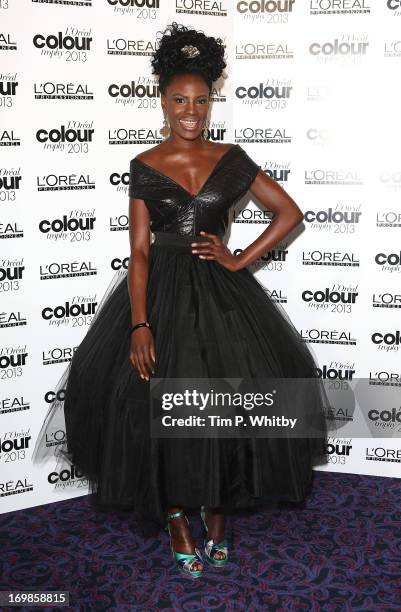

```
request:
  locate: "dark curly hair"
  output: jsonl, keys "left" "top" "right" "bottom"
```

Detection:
{"left": 151, "top": 22, "right": 227, "bottom": 94}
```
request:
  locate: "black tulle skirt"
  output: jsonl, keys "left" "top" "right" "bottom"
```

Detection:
{"left": 33, "top": 232, "right": 329, "bottom": 526}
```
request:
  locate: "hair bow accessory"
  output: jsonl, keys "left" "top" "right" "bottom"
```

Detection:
{"left": 180, "top": 45, "right": 200, "bottom": 59}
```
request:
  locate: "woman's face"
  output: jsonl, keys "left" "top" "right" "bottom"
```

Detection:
{"left": 161, "top": 73, "right": 210, "bottom": 141}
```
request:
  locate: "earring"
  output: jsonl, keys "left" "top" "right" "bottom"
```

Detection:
{"left": 161, "top": 114, "right": 170, "bottom": 139}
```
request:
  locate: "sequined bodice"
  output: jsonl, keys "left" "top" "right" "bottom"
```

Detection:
{"left": 128, "top": 144, "right": 261, "bottom": 237}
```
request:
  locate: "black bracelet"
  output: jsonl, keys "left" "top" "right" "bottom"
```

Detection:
{"left": 129, "top": 321, "right": 152, "bottom": 336}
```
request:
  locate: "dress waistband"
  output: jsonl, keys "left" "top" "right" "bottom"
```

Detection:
{"left": 152, "top": 231, "right": 211, "bottom": 249}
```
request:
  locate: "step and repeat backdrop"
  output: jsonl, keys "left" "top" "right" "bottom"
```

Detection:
{"left": 1, "top": 1, "right": 400, "bottom": 514}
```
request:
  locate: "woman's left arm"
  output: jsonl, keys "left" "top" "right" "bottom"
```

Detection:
{"left": 191, "top": 170, "right": 304, "bottom": 272}
{"left": 234, "top": 170, "right": 304, "bottom": 270}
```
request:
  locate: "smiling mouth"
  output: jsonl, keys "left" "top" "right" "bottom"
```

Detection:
{"left": 179, "top": 119, "right": 199, "bottom": 130}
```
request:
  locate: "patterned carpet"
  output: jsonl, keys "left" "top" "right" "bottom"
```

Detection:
{"left": 0, "top": 471, "right": 400, "bottom": 611}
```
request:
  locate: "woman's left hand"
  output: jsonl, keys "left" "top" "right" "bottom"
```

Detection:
{"left": 191, "top": 231, "right": 242, "bottom": 272}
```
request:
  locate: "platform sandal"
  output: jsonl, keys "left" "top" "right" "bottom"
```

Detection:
{"left": 166, "top": 510, "right": 204, "bottom": 578}
{"left": 200, "top": 505, "right": 228, "bottom": 567}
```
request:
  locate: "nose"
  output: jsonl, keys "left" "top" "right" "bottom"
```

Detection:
{"left": 184, "top": 100, "right": 200, "bottom": 114}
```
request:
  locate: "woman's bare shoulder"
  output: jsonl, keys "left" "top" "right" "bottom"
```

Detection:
{"left": 133, "top": 141, "right": 235, "bottom": 166}
{"left": 134, "top": 144, "right": 169, "bottom": 165}
{"left": 205, "top": 142, "right": 235, "bottom": 153}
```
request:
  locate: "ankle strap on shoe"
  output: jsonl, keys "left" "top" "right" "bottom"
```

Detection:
{"left": 167, "top": 510, "right": 184, "bottom": 521}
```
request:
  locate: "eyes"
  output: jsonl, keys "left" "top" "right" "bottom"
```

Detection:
{"left": 174, "top": 96, "right": 208, "bottom": 104}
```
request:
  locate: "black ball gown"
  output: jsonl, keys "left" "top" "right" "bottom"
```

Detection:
{"left": 32, "top": 144, "right": 329, "bottom": 526}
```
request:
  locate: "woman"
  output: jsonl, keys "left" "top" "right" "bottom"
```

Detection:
{"left": 33, "top": 22, "right": 328, "bottom": 579}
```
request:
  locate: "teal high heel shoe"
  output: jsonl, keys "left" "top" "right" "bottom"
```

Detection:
{"left": 166, "top": 510, "right": 204, "bottom": 579}
{"left": 200, "top": 505, "right": 228, "bottom": 567}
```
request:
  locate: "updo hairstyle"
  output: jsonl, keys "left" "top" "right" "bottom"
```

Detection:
{"left": 151, "top": 22, "right": 227, "bottom": 94}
